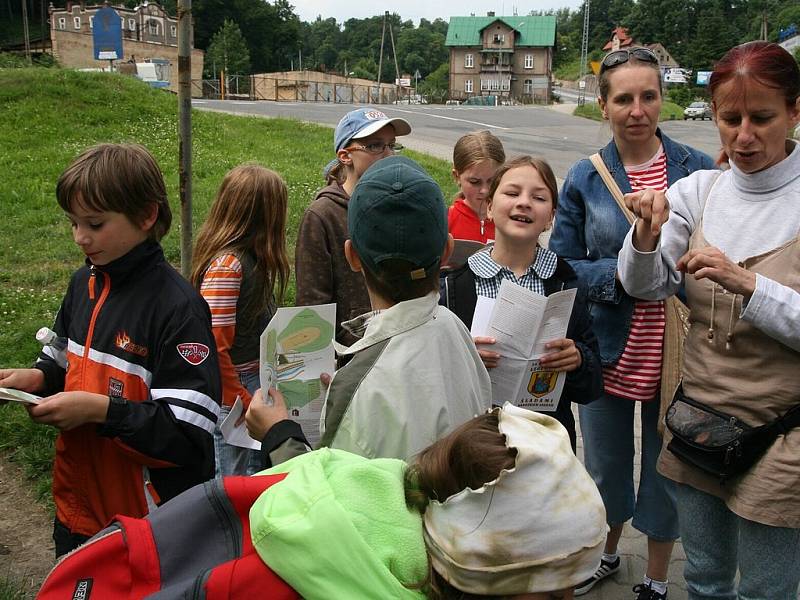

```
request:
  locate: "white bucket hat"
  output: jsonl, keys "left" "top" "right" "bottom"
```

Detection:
{"left": 423, "top": 403, "right": 607, "bottom": 595}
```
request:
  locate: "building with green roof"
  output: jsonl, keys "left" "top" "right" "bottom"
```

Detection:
{"left": 445, "top": 13, "right": 556, "bottom": 103}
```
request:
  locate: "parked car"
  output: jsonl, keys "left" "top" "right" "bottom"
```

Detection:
{"left": 683, "top": 101, "right": 712, "bottom": 120}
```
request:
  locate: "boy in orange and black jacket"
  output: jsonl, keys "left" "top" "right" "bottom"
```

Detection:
{"left": 0, "top": 144, "right": 221, "bottom": 557}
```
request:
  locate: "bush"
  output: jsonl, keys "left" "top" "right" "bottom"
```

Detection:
{"left": 665, "top": 85, "right": 708, "bottom": 108}
{"left": 0, "top": 52, "right": 58, "bottom": 69}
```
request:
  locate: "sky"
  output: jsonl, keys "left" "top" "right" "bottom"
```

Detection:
{"left": 292, "top": 1, "right": 584, "bottom": 24}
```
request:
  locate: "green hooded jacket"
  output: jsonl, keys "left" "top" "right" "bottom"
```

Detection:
{"left": 250, "top": 448, "right": 428, "bottom": 599}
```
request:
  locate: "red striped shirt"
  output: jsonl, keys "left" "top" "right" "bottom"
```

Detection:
{"left": 603, "top": 147, "right": 667, "bottom": 401}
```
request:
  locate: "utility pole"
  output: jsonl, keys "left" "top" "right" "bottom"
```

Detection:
{"left": 376, "top": 11, "right": 387, "bottom": 103}
{"left": 577, "top": 0, "right": 590, "bottom": 106}
{"left": 388, "top": 19, "right": 401, "bottom": 103}
{"left": 177, "top": 0, "right": 193, "bottom": 277}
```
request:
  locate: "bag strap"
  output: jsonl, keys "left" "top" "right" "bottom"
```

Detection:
{"left": 590, "top": 153, "right": 636, "bottom": 225}
{"left": 770, "top": 403, "right": 800, "bottom": 435}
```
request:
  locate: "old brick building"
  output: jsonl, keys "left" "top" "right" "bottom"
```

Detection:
{"left": 48, "top": 1, "right": 203, "bottom": 94}
{"left": 445, "top": 13, "right": 556, "bottom": 103}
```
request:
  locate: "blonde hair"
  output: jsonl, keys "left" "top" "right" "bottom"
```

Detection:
{"left": 56, "top": 143, "right": 172, "bottom": 241}
{"left": 452, "top": 131, "right": 506, "bottom": 174}
{"left": 191, "top": 164, "right": 290, "bottom": 311}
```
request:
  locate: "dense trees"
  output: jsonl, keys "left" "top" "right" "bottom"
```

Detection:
{"left": 2, "top": 0, "right": 799, "bottom": 85}
{"left": 554, "top": 0, "right": 800, "bottom": 72}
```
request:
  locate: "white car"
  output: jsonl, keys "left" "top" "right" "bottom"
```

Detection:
{"left": 683, "top": 101, "right": 712, "bottom": 120}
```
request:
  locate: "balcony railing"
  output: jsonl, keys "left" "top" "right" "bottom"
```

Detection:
{"left": 481, "top": 64, "right": 513, "bottom": 72}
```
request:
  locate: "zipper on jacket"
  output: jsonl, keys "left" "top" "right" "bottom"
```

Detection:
{"left": 88, "top": 265, "right": 96, "bottom": 300}
{"left": 81, "top": 267, "right": 111, "bottom": 390}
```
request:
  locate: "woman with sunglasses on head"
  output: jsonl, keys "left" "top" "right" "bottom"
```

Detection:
{"left": 619, "top": 42, "right": 800, "bottom": 600}
{"left": 550, "top": 47, "right": 714, "bottom": 600}
{"left": 295, "top": 108, "right": 411, "bottom": 346}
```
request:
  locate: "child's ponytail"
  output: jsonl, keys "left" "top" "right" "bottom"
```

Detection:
{"left": 403, "top": 410, "right": 515, "bottom": 514}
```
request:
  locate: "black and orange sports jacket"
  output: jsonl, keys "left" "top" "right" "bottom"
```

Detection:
{"left": 35, "top": 240, "right": 222, "bottom": 537}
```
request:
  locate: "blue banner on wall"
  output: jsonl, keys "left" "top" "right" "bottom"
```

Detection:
{"left": 93, "top": 6, "right": 124, "bottom": 61}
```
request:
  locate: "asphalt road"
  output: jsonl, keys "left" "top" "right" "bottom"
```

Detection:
{"left": 192, "top": 99, "right": 721, "bottom": 180}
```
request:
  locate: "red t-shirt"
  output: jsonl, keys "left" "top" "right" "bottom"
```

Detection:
{"left": 448, "top": 198, "right": 495, "bottom": 243}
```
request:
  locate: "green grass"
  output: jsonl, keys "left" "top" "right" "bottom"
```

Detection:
{"left": 0, "top": 67, "right": 457, "bottom": 506}
{"left": 0, "top": 576, "right": 29, "bottom": 600}
{"left": 573, "top": 100, "right": 685, "bottom": 122}
{"left": 553, "top": 56, "right": 584, "bottom": 81}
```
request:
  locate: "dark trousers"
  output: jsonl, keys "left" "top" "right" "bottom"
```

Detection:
{"left": 53, "top": 518, "right": 90, "bottom": 558}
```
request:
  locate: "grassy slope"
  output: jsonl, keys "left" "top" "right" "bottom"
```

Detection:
{"left": 573, "top": 100, "right": 685, "bottom": 121}
{"left": 0, "top": 68, "right": 457, "bottom": 504}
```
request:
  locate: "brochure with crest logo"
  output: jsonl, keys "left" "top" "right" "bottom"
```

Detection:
{"left": 471, "top": 280, "right": 576, "bottom": 411}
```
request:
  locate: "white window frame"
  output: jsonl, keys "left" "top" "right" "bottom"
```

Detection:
{"left": 465, "top": 53, "right": 473, "bottom": 68}
{"left": 89, "top": 16, "right": 94, "bottom": 29}
{"left": 523, "top": 79, "right": 533, "bottom": 94}
{"left": 129, "top": 19, "right": 136, "bottom": 30}
{"left": 147, "top": 19, "right": 161, "bottom": 36}
{"left": 170, "top": 25, "right": 177, "bottom": 36}
{"left": 493, "top": 33, "right": 504, "bottom": 43}
{"left": 58, "top": 17, "right": 66, "bottom": 30}
{"left": 465, "top": 79, "right": 473, "bottom": 93}
{"left": 73, "top": 16, "right": 81, "bottom": 30}
{"left": 524, "top": 54, "right": 534, "bottom": 69}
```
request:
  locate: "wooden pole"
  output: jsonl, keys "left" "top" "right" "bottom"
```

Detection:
{"left": 376, "top": 11, "right": 387, "bottom": 103}
{"left": 177, "top": 0, "right": 193, "bottom": 277}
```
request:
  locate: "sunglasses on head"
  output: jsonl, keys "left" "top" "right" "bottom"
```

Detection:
{"left": 600, "top": 48, "right": 659, "bottom": 73}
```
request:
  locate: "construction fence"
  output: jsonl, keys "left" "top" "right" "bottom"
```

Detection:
{"left": 198, "top": 72, "right": 403, "bottom": 104}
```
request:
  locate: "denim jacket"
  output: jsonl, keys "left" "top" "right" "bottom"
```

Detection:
{"left": 549, "top": 129, "right": 715, "bottom": 365}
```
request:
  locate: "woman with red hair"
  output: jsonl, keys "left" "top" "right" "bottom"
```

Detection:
{"left": 619, "top": 41, "right": 800, "bottom": 598}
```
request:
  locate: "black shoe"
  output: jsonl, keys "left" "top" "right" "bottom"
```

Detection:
{"left": 632, "top": 583, "right": 668, "bottom": 600}
{"left": 574, "top": 556, "right": 621, "bottom": 596}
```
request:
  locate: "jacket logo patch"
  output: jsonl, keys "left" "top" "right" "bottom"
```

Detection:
{"left": 72, "top": 578, "right": 93, "bottom": 600}
{"left": 115, "top": 331, "right": 149, "bottom": 357}
{"left": 108, "top": 378, "right": 124, "bottom": 397}
{"left": 177, "top": 343, "right": 210, "bottom": 365}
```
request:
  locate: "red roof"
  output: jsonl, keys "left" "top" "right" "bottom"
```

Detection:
{"left": 603, "top": 26, "right": 635, "bottom": 50}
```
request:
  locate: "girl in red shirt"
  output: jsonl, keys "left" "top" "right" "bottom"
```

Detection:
{"left": 448, "top": 130, "right": 505, "bottom": 243}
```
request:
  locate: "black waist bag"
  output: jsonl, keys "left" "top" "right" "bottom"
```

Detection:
{"left": 665, "top": 385, "right": 800, "bottom": 483}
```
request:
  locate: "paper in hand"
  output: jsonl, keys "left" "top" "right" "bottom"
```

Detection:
{"left": 0, "top": 387, "right": 42, "bottom": 405}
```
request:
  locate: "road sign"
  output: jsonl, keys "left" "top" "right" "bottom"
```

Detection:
{"left": 414, "top": 69, "right": 421, "bottom": 79}
{"left": 395, "top": 78, "right": 411, "bottom": 87}
{"left": 93, "top": 6, "right": 123, "bottom": 61}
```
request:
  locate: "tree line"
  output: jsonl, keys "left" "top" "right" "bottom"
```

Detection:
{"left": 3, "top": 0, "right": 799, "bottom": 84}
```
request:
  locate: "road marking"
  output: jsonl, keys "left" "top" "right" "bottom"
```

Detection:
{"left": 192, "top": 100, "right": 207, "bottom": 104}
{"left": 388, "top": 107, "right": 510, "bottom": 130}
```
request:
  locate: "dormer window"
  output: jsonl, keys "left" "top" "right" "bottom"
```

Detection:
{"left": 493, "top": 33, "right": 504, "bottom": 43}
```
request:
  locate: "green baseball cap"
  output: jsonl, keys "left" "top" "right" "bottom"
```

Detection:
{"left": 348, "top": 156, "right": 448, "bottom": 281}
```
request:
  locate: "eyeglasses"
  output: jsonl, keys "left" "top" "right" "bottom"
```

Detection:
{"left": 600, "top": 48, "right": 659, "bottom": 74}
{"left": 347, "top": 141, "right": 404, "bottom": 155}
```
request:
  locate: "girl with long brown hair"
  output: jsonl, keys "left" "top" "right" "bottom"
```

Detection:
{"left": 191, "top": 164, "right": 290, "bottom": 476}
